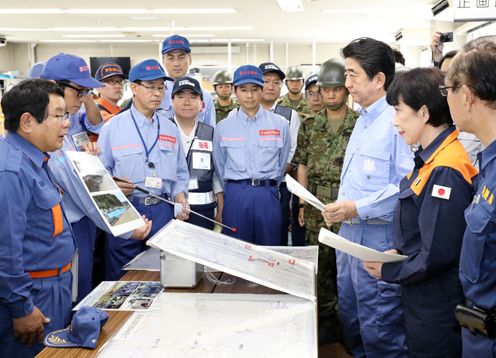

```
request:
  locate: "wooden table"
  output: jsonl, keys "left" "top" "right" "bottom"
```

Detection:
{"left": 37, "top": 270, "right": 282, "bottom": 357}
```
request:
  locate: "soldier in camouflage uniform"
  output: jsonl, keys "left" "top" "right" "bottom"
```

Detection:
{"left": 293, "top": 59, "right": 359, "bottom": 349}
{"left": 213, "top": 70, "right": 238, "bottom": 123}
{"left": 278, "top": 66, "right": 308, "bottom": 117}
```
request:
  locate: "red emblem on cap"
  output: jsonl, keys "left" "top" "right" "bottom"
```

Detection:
{"left": 79, "top": 65, "right": 89, "bottom": 72}
{"left": 145, "top": 65, "right": 160, "bottom": 71}
{"left": 438, "top": 188, "right": 445, "bottom": 196}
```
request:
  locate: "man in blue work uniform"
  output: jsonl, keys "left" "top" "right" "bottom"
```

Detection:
{"left": 160, "top": 35, "right": 216, "bottom": 127}
{"left": 213, "top": 65, "right": 291, "bottom": 245}
{"left": 40, "top": 53, "right": 106, "bottom": 302}
{"left": 98, "top": 59, "right": 190, "bottom": 280}
{"left": 0, "top": 79, "right": 75, "bottom": 357}
{"left": 171, "top": 76, "right": 223, "bottom": 229}
{"left": 322, "top": 38, "right": 412, "bottom": 357}
{"left": 259, "top": 62, "right": 302, "bottom": 246}
{"left": 445, "top": 36, "right": 496, "bottom": 357}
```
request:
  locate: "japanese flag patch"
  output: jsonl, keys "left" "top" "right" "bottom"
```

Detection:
{"left": 432, "top": 184, "right": 451, "bottom": 200}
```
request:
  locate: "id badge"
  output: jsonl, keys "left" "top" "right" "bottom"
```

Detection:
{"left": 192, "top": 152, "right": 211, "bottom": 170}
{"left": 71, "top": 131, "right": 90, "bottom": 151}
{"left": 188, "top": 177, "right": 199, "bottom": 190}
{"left": 145, "top": 176, "right": 162, "bottom": 189}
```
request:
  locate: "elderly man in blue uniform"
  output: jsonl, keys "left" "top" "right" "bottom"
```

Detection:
{"left": 98, "top": 59, "right": 190, "bottom": 280}
{"left": 159, "top": 34, "right": 216, "bottom": 127}
{"left": 445, "top": 36, "right": 496, "bottom": 357}
{"left": 322, "top": 38, "right": 412, "bottom": 357}
{"left": 39, "top": 53, "right": 106, "bottom": 302}
{"left": 171, "top": 76, "right": 223, "bottom": 229}
{"left": 214, "top": 65, "right": 291, "bottom": 245}
{"left": 259, "top": 62, "right": 302, "bottom": 246}
{"left": 0, "top": 79, "right": 75, "bottom": 357}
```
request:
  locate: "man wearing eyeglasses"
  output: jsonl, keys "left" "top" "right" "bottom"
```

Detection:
{"left": 40, "top": 53, "right": 106, "bottom": 303}
{"left": 41, "top": 53, "right": 104, "bottom": 152}
{"left": 303, "top": 74, "right": 324, "bottom": 117}
{"left": 98, "top": 59, "right": 190, "bottom": 280}
{"left": 160, "top": 35, "right": 216, "bottom": 128}
{"left": 258, "top": 62, "right": 301, "bottom": 247}
{"left": 94, "top": 63, "right": 127, "bottom": 123}
{"left": 0, "top": 79, "right": 75, "bottom": 356}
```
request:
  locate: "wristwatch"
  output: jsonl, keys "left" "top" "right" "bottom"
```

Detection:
{"left": 298, "top": 203, "right": 305, "bottom": 208}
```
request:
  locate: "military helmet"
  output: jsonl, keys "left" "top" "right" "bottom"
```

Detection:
{"left": 285, "top": 66, "right": 304, "bottom": 80}
{"left": 304, "top": 74, "right": 318, "bottom": 91}
{"left": 317, "top": 59, "right": 346, "bottom": 88}
{"left": 213, "top": 70, "right": 233, "bottom": 85}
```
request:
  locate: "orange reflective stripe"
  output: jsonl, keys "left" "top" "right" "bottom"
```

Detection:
{"left": 51, "top": 204, "right": 63, "bottom": 238}
{"left": 28, "top": 262, "right": 72, "bottom": 279}
{"left": 409, "top": 130, "right": 478, "bottom": 196}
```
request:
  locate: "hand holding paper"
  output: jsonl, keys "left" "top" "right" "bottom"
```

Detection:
{"left": 318, "top": 228, "right": 407, "bottom": 263}
{"left": 285, "top": 174, "right": 325, "bottom": 211}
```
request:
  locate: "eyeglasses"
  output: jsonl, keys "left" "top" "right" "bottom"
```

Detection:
{"left": 104, "top": 78, "right": 126, "bottom": 86}
{"left": 59, "top": 82, "right": 92, "bottom": 98}
{"left": 439, "top": 84, "right": 460, "bottom": 97}
{"left": 137, "top": 81, "right": 166, "bottom": 93}
{"left": 306, "top": 91, "right": 321, "bottom": 99}
{"left": 46, "top": 112, "right": 70, "bottom": 124}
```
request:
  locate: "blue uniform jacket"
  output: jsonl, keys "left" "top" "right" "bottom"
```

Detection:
{"left": 98, "top": 104, "right": 189, "bottom": 199}
{"left": 338, "top": 96, "right": 413, "bottom": 221}
{"left": 213, "top": 106, "right": 291, "bottom": 184}
{"left": 0, "top": 134, "right": 75, "bottom": 318}
{"left": 159, "top": 80, "right": 216, "bottom": 128}
{"left": 68, "top": 106, "right": 103, "bottom": 137}
{"left": 382, "top": 127, "right": 477, "bottom": 284}
{"left": 460, "top": 139, "right": 496, "bottom": 311}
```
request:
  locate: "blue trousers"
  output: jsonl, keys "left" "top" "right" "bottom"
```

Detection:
{"left": 462, "top": 327, "right": 496, "bottom": 358}
{"left": 188, "top": 205, "right": 215, "bottom": 230}
{"left": 71, "top": 216, "right": 97, "bottom": 302}
{"left": 337, "top": 223, "right": 407, "bottom": 358}
{"left": 0, "top": 271, "right": 72, "bottom": 357}
{"left": 105, "top": 200, "right": 173, "bottom": 280}
{"left": 222, "top": 182, "right": 281, "bottom": 245}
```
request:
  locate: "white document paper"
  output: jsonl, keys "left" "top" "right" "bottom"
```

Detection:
{"left": 285, "top": 174, "right": 326, "bottom": 211}
{"left": 98, "top": 293, "right": 317, "bottom": 358}
{"left": 318, "top": 228, "right": 408, "bottom": 263}
{"left": 147, "top": 220, "right": 316, "bottom": 301}
{"left": 65, "top": 151, "right": 144, "bottom": 237}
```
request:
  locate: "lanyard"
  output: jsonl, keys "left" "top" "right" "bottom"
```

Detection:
{"left": 130, "top": 110, "right": 160, "bottom": 163}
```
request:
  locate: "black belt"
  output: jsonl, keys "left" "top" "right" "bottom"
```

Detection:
{"left": 227, "top": 179, "right": 278, "bottom": 187}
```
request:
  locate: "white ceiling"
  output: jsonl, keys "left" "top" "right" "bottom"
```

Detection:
{"left": 0, "top": 0, "right": 454, "bottom": 45}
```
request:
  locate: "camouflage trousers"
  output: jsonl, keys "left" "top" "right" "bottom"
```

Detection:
{"left": 305, "top": 204, "right": 342, "bottom": 345}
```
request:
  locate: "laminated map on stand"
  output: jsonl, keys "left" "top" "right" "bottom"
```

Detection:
{"left": 146, "top": 219, "right": 316, "bottom": 301}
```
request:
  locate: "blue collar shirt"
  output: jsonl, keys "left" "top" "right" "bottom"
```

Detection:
{"left": 338, "top": 96, "right": 414, "bottom": 221}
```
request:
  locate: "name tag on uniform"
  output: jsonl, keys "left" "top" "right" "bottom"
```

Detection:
{"left": 188, "top": 177, "right": 199, "bottom": 190}
{"left": 71, "top": 131, "right": 90, "bottom": 150}
{"left": 192, "top": 139, "right": 212, "bottom": 152}
{"left": 145, "top": 176, "right": 162, "bottom": 189}
{"left": 192, "top": 152, "right": 211, "bottom": 170}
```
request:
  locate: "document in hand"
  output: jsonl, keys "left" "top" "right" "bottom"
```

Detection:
{"left": 65, "top": 151, "right": 145, "bottom": 237}
{"left": 285, "top": 174, "right": 326, "bottom": 211}
{"left": 318, "top": 228, "right": 407, "bottom": 263}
